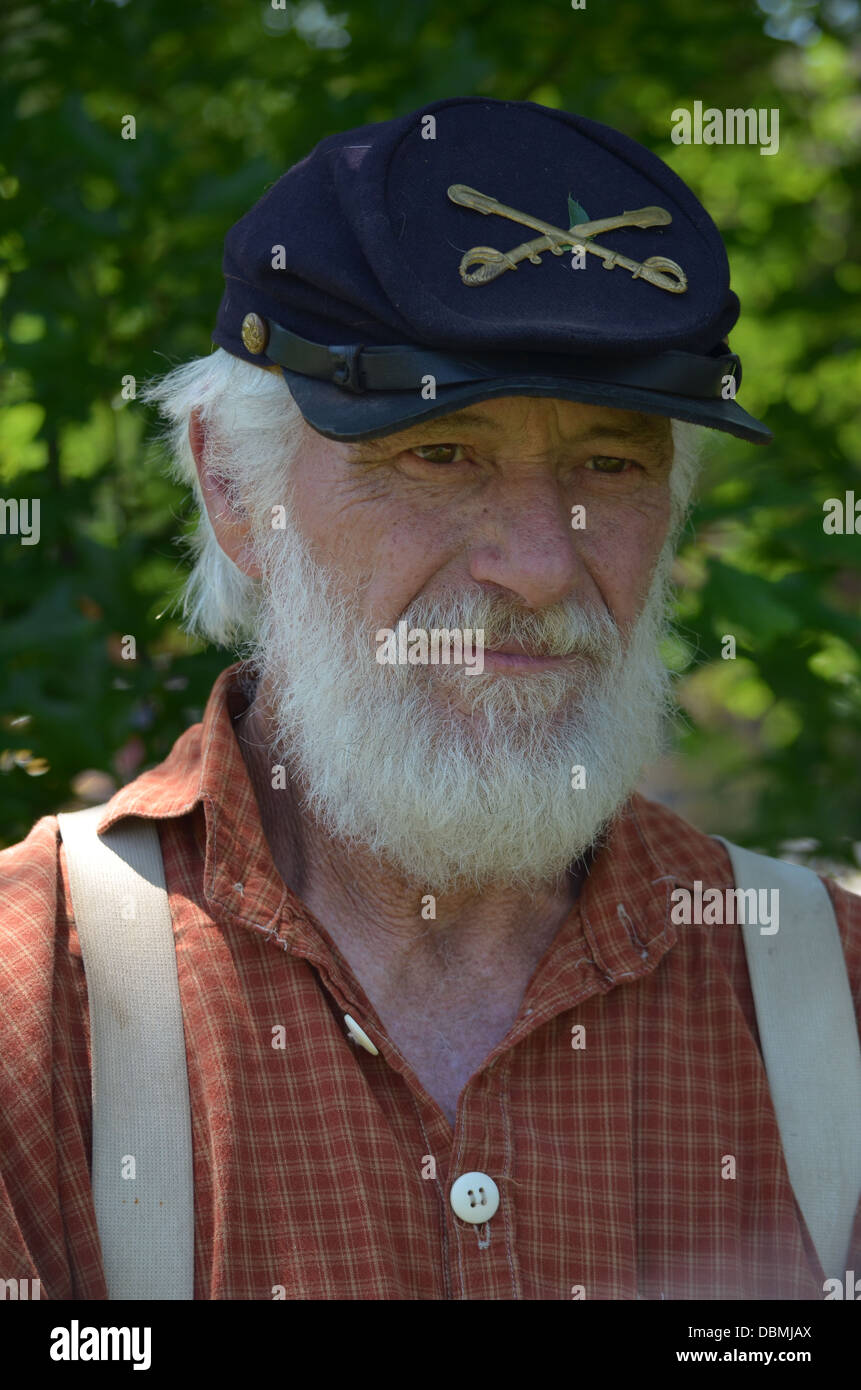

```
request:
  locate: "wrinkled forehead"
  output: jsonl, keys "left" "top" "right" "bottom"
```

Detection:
{"left": 337, "top": 398, "right": 675, "bottom": 456}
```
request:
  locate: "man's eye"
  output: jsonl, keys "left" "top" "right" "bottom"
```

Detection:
{"left": 585, "top": 455, "right": 634, "bottom": 474}
{"left": 411, "top": 443, "right": 466, "bottom": 465}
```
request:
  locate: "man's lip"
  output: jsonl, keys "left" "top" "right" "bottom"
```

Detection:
{"left": 481, "top": 647, "right": 576, "bottom": 670}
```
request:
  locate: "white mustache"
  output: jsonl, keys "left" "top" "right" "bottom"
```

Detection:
{"left": 391, "top": 603, "right": 620, "bottom": 661}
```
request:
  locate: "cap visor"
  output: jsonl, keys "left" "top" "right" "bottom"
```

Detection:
{"left": 280, "top": 368, "right": 772, "bottom": 446}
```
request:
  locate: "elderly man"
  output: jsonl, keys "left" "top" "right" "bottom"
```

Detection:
{"left": 1, "top": 96, "right": 859, "bottom": 1303}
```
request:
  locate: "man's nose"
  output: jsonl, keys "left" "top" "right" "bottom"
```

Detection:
{"left": 466, "top": 473, "right": 588, "bottom": 610}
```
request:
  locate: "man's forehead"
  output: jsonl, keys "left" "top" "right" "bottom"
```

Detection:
{"left": 345, "top": 400, "right": 672, "bottom": 453}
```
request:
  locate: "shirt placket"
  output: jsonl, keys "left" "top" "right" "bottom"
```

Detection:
{"left": 271, "top": 912, "right": 532, "bottom": 1297}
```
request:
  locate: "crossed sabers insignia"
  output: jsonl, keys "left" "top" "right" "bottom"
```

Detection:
{"left": 447, "top": 184, "right": 688, "bottom": 294}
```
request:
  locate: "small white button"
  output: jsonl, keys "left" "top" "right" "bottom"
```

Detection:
{"left": 450, "top": 1172, "right": 500, "bottom": 1224}
{"left": 344, "top": 1013, "right": 379, "bottom": 1055}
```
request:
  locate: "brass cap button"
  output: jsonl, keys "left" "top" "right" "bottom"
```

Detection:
{"left": 241, "top": 312, "right": 269, "bottom": 355}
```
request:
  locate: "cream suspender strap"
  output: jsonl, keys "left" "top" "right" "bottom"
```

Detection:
{"left": 57, "top": 805, "right": 194, "bottom": 1300}
{"left": 714, "top": 836, "right": 861, "bottom": 1280}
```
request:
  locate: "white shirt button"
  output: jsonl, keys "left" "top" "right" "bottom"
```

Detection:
{"left": 344, "top": 1013, "right": 379, "bottom": 1055}
{"left": 450, "top": 1172, "right": 500, "bottom": 1224}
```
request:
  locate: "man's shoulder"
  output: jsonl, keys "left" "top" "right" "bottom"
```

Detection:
{"left": 0, "top": 696, "right": 211, "bottom": 936}
{"left": 631, "top": 791, "right": 861, "bottom": 980}
{"left": 0, "top": 814, "right": 75, "bottom": 1099}
{"left": 0, "top": 813, "right": 64, "bottom": 948}
{"left": 629, "top": 790, "right": 734, "bottom": 884}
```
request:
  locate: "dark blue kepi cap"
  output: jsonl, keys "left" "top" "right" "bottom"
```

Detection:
{"left": 213, "top": 96, "right": 772, "bottom": 445}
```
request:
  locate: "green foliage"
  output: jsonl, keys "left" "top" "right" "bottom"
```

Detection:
{"left": 1, "top": 0, "right": 859, "bottom": 859}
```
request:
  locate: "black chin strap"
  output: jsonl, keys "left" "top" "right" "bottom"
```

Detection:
{"left": 257, "top": 317, "right": 740, "bottom": 399}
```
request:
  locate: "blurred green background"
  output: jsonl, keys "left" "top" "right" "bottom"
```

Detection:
{"left": 1, "top": 0, "right": 859, "bottom": 862}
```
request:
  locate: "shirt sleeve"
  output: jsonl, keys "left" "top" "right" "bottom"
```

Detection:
{"left": 0, "top": 816, "right": 106, "bottom": 1299}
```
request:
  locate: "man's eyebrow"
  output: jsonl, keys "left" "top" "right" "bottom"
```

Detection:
{"left": 570, "top": 420, "right": 672, "bottom": 446}
{"left": 344, "top": 409, "right": 502, "bottom": 456}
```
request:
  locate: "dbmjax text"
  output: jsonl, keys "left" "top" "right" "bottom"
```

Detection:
{"left": 49, "top": 1321, "right": 152, "bottom": 1371}
{"left": 687, "top": 1326, "right": 812, "bottom": 1339}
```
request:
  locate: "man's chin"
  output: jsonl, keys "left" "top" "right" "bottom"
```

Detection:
{"left": 405, "top": 658, "right": 606, "bottom": 722}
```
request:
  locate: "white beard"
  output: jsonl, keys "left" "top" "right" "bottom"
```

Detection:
{"left": 246, "top": 497, "right": 676, "bottom": 895}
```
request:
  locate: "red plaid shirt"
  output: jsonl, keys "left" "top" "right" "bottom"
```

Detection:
{"left": 1, "top": 663, "right": 859, "bottom": 1300}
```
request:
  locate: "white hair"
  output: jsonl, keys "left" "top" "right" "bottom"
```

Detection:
{"left": 141, "top": 347, "right": 708, "bottom": 649}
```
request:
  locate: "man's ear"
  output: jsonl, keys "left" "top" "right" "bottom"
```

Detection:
{"left": 189, "top": 408, "right": 262, "bottom": 579}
